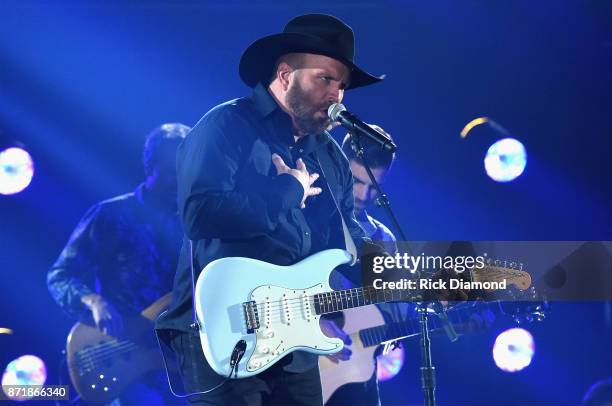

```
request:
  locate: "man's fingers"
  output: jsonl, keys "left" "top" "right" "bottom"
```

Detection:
{"left": 98, "top": 318, "right": 112, "bottom": 336}
{"left": 307, "top": 187, "right": 322, "bottom": 197}
{"left": 309, "top": 172, "right": 320, "bottom": 185}
{"left": 324, "top": 347, "right": 351, "bottom": 363}
{"left": 334, "top": 347, "right": 352, "bottom": 361}
{"left": 271, "top": 154, "right": 289, "bottom": 174}
{"left": 296, "top": 158, "right": 307, "bottom": 172}
{"left": 328, "top": 322, "right": 352, "bottom": 345}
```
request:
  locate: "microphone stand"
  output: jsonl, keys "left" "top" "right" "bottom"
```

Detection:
{"left": 349, "top": 133, "right": 438, "bottom": 406}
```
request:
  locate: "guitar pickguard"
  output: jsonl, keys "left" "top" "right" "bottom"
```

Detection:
{"left": 245, "top": 283, "right": 342, "bottom": 373}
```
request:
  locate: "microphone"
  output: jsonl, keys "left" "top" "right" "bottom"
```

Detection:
{"left": 328, "top": 103, "right": 397, "bottom": 153}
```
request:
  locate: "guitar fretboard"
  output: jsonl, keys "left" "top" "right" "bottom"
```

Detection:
{"left": 313, "top": 286, "right": 422, "bottom": 315}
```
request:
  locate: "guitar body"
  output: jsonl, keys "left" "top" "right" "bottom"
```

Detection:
{"left": 195, "top": 249, "right": 351, "bottom": 378}
{"left": 66, "top": 293, "right": 171, "bottom": 404}
{"left": 319, "top": 305, "right": 385, "bottom": 404}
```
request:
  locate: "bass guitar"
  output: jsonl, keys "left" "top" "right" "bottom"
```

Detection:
{"left": 66, "top": 293, "right": 171, "bottom": 404}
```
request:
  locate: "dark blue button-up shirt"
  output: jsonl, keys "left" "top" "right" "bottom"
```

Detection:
{"left": 48, "top": 184, "right": 183, "bottom": 319}
{"left": 156, "top": 83, "right": 367, "bottom": 372}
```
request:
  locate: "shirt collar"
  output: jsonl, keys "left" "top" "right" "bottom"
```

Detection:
{"left": 250, "top": 82, "right": 280, "bottom": 118}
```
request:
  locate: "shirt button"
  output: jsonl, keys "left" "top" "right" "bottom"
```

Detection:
{"left": 305, "top": 232, "right": 310, "bottom": 236}
{"left": 299, "top": 148, "right": 304, "bottom": 153}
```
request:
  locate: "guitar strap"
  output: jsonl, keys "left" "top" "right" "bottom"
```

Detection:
{"left": 189, "top": 239, "right": 200, "bottom": 330}
{"left": 316, "top": 144, "right": 358, "bottom": 266}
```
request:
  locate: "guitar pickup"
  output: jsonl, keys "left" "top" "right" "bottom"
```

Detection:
{"left": 243, "top": 301, "right": 260, "bottom": 333}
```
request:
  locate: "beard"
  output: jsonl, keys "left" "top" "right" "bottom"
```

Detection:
{"left": 286, "top": 79, "right": 331, "bottom": 135}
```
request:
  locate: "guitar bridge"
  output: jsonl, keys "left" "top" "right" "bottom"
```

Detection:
{"left": 243, "top": 301, "right": 260, "bottom": 333}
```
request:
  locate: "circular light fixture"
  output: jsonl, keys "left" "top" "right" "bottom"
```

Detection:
{"left": 492, "top": 327, "right": 535, "bottom": 372}
{"left": 376, "top": 341, "right": 405, "bottom": 381}
{"left": 484, "top": 138, "right": 527, "bottom": 182}
{"left": 0, "top": 147, "right": 35, "bottom": 195}
{"left": 2, "top": 355, "right": 47, "bottom": 401}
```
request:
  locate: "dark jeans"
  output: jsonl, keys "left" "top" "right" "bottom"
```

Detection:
{"left": 165, "top": 330, "right": 323, "bottom": 406}
{"left": 325, "top": 377, "right": 380, "bottom": 406}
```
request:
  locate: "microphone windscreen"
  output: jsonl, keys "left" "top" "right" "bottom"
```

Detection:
{"left": 328, "top": 103, "right": 346, "bottom": 121}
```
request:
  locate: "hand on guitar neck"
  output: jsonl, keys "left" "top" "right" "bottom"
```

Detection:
{"left": 81, "top": 293, "right": 124, "bottom": 338}
{"left": 320, "top": 318, "right": 352, "bottom": 363}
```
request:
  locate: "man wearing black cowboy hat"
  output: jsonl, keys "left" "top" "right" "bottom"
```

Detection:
{"left": 156, "top": 14, "right": 384, "bottom": 405}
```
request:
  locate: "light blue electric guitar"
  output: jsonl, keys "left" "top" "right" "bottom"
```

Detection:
{"left": 194, "top": 248, "right": 531, "bottom": 379}
{"left": 194, "top": 249, "right": 421, "bottom": 378}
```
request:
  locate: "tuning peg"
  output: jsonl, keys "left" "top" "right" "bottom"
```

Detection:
{"left": 533, "top": 312, "right": 546, "bottom": 322}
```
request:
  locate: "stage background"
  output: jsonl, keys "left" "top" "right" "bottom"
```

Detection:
{"left": 1, "top": 1, "right": 611, "bottom": 404}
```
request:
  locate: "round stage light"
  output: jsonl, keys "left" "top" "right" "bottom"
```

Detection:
{"left": 376, "top": 341, "right": 405, "bottom": 381}
{"left": 1, "top": 355, "right": 47, "bottom": 401}
{"left": 492, "top": 328, "right": 535, "bottom": 372}
{"left": 0, "top": 147, "right": 35, "bottom": 195}
{"left": 484, "top": 138, "right": 527, "bottom": 182}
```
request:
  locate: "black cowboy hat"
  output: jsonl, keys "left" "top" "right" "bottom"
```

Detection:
{"left": 239, "top": 14, "right": 384, "bottom": 90}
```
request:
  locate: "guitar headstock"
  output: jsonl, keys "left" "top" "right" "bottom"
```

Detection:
{"left": 471, "top": 259, "right": 532, "bottom": 291}
{"left": 490, "top": 285, "right": 550, "bottom": 323}
{"left": 444, "top": 289, "right": 550, "bottom": 331}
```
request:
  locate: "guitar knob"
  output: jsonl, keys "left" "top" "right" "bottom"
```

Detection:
{"left": 265, "top": 330, "right": 275, "bottom": 338}
{"left": 260, "top": 346, "right": 270, "bottom": 354}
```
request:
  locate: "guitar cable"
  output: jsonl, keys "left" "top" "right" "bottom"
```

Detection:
{"left": 154, "top": 329, "right": 246, "bottom": 397}
{"left": 154, "top": 240, "right": 248, "bottom": 397}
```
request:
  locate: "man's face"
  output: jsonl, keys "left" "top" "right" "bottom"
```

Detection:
{"left": 350, "top": 160, "right": 388, "bottom": 214}
{"left": 285, "top": 54, "right": 350, "bottom": 135}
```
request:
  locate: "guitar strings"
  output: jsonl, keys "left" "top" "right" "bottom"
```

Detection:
{"left": 250, "top": 291, "right": 416, "bottom": 317}
{"left": 76, "top": 338, "right": 130, "bottom": 358}
{"left": 75, "top": 341, "right": 138, "bottom": 370}
{"left": 74, "top": 341, "right": 139, "bottom": 371}
{"left": 250, "top": 287, "right": 416, "bottom": 309}
{"left": 75, "top": 344, "right": 139, "bottom": 373}
{"left": 246, "top": 273, "right": 518, "bottom": 314}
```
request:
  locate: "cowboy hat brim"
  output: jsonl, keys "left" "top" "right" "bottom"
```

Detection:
{"left": 239, "top": 32, "right": 384, "bottom": 90}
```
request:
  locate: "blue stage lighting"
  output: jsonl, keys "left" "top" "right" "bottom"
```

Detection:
{"left": 484, "top": 138, "right": 527, "bottom": 182}
{"left": 376, "top": 341, "right": 405, "bottom": 381}
{"left": 0, "top": 147, "right": 35, "bottom": 195}
{"left": 1, "top": 355, "right": 47, "bottom": 401}
{"left": 492, "top": 328, "right": 535, "bottom": 372}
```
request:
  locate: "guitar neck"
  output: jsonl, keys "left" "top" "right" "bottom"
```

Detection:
{"left": 313, "top": 286, "right": 421, "bottom": 315}
{"left": 358, "top": 301, "right": 508, "bottom": 348}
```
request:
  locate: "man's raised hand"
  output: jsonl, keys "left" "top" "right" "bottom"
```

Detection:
{"left": 272, "top": 154, "right": 322, "bottom": 208}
